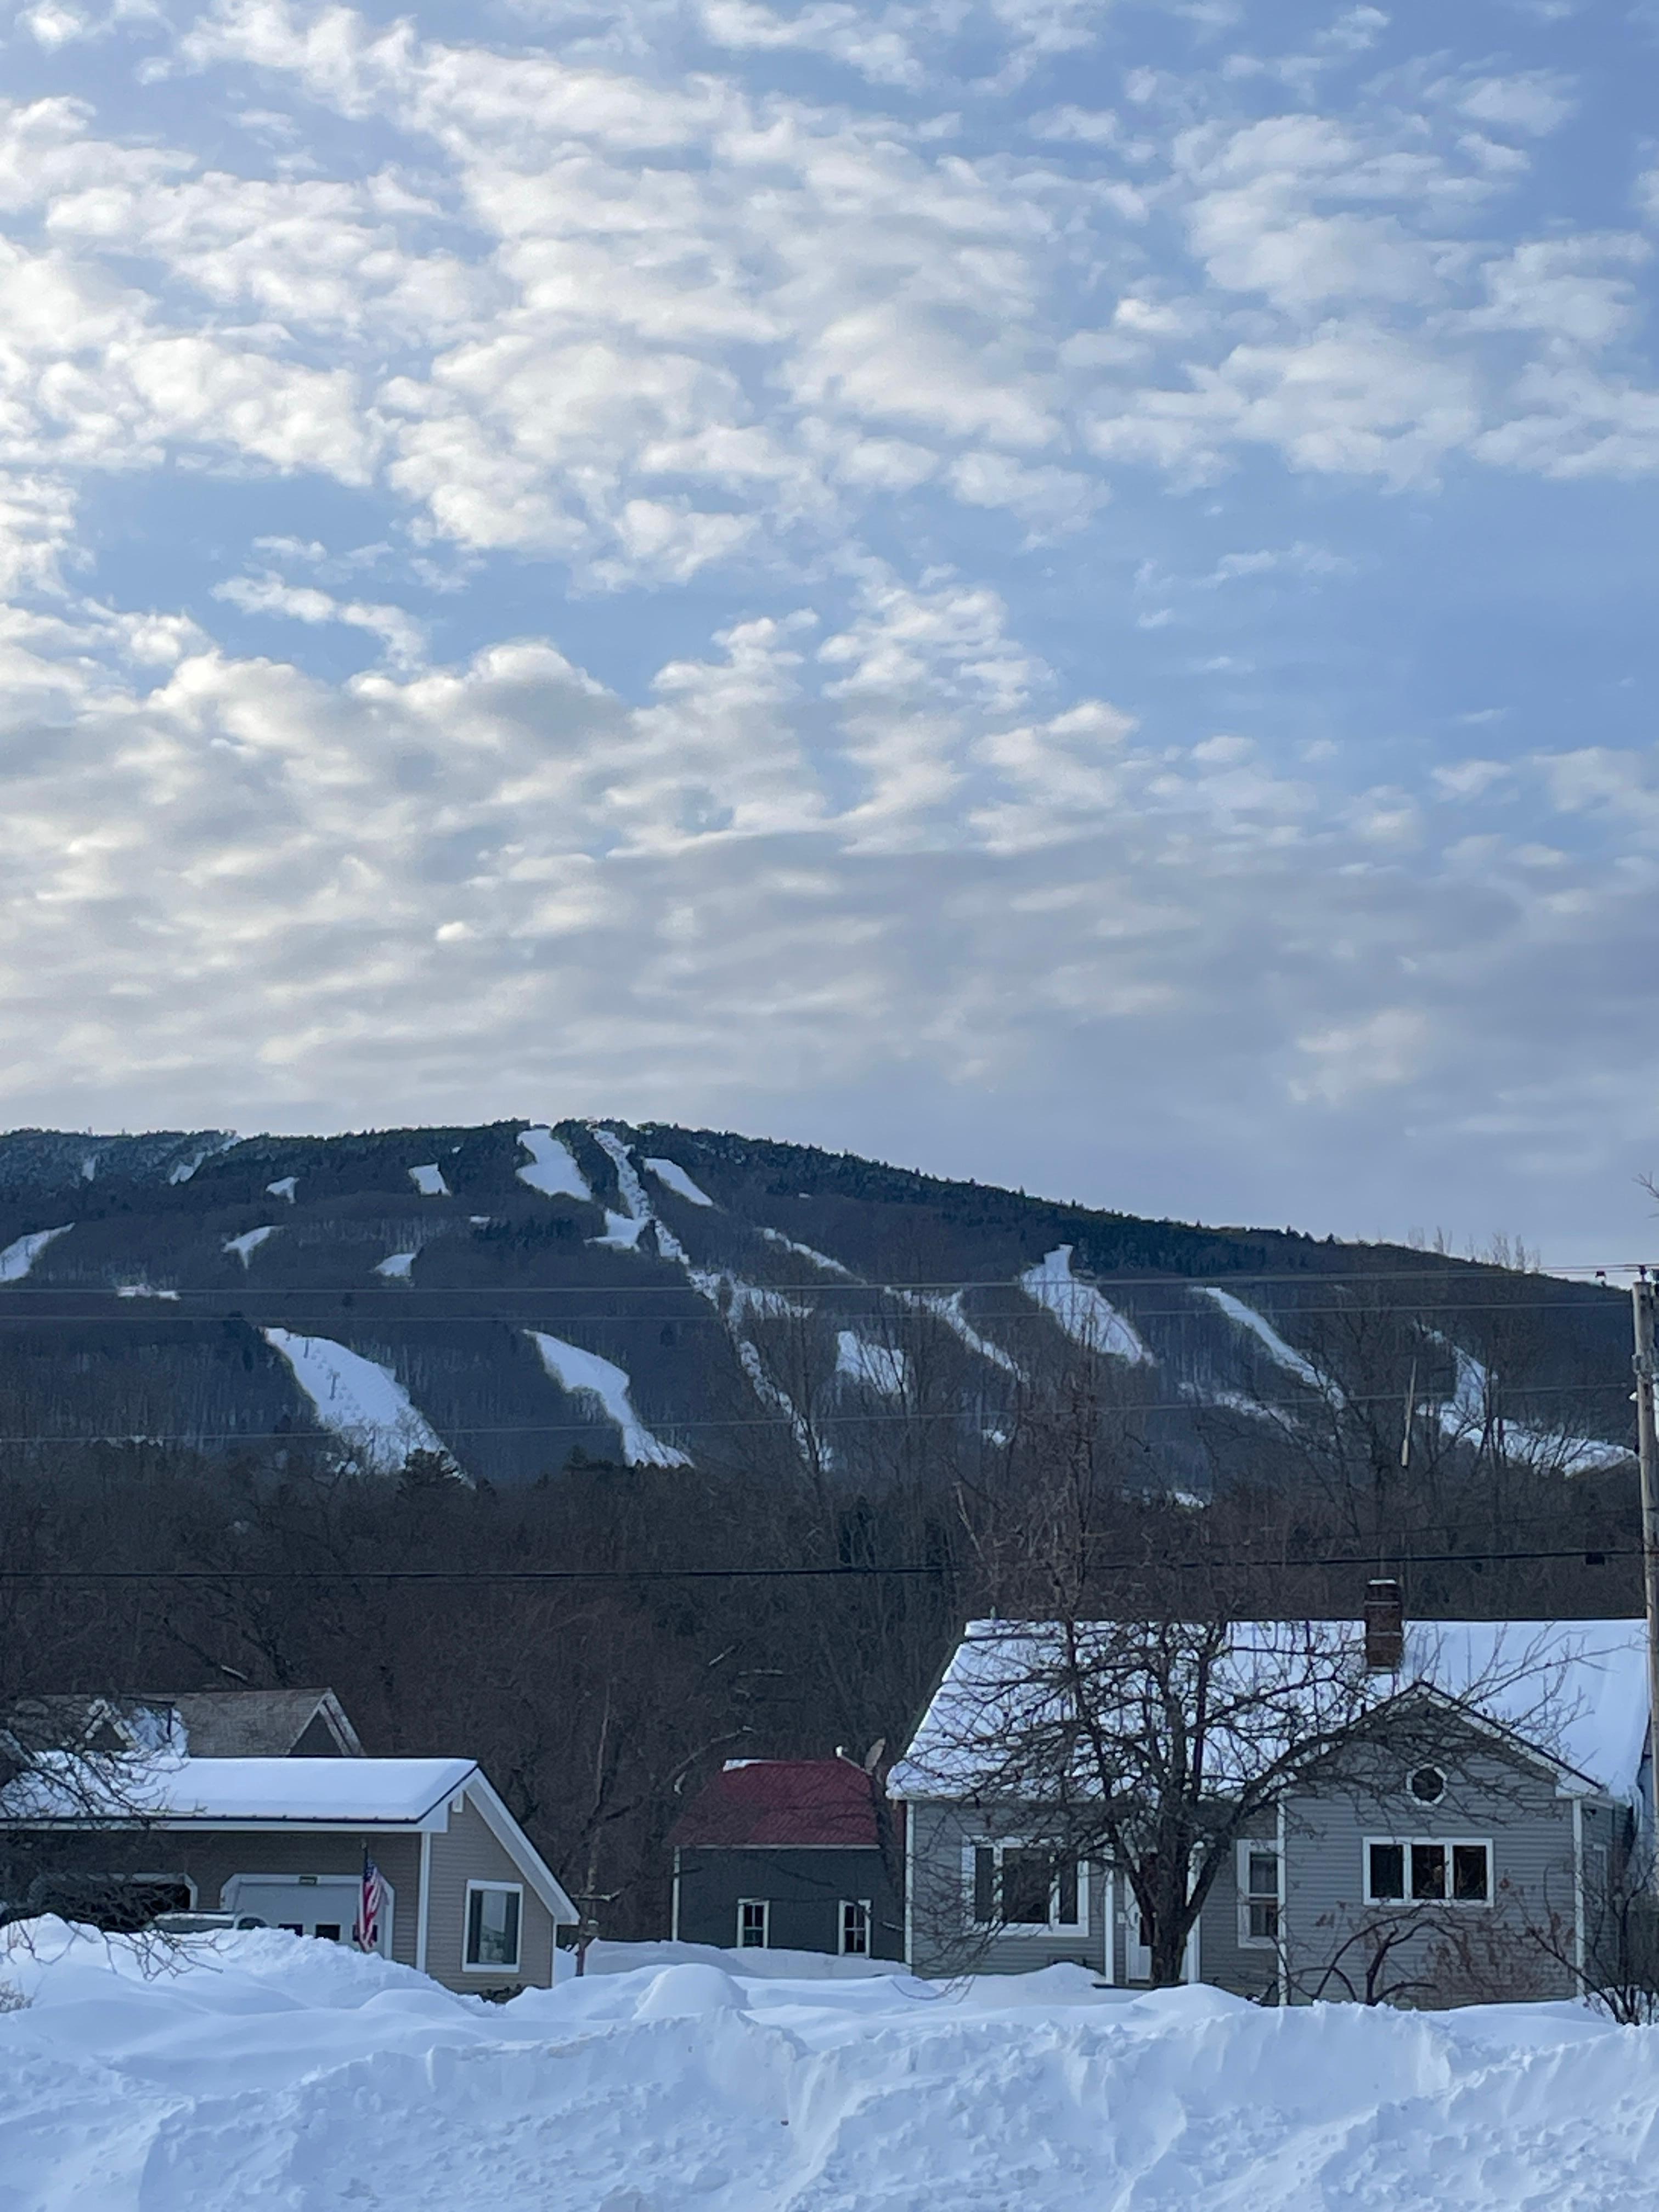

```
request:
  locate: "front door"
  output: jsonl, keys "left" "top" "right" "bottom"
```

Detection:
{"left": 1124, "top": 1884, "right": 1198, "bottom": 1984}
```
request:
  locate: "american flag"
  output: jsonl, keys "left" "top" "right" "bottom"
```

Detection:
{"left": 354, "top": 1850, "right": 387, "bottom": 1953}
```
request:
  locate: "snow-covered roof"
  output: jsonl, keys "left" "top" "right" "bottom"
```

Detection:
{"left": 890, "top": 1617, "right": 1652, "bottom": 1803}
{"left": 5, "top": 1754, "right": 481, "bottom": 1827}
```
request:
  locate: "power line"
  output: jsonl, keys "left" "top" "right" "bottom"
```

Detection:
{"left": 0, "top": 1542, "right": 1644, "bottom": 1585}
{"left": 0, "top": 1378, "right": 1633, "bottom": 1449}
{"left": 0, "top": 1293, "right": 1635, "bottom": 1323}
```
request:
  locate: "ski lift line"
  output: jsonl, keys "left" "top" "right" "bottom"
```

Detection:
{"left": 0, "top": 1543, "right": 1647, "bottom": 1585}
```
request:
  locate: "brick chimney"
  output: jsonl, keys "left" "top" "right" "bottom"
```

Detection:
{"left": 1363, "top": 1578, "right": 1404, "bottom": 1673}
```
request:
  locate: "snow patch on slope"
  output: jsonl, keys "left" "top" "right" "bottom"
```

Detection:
{"left": 836, "top": 1331, "right": 910, "bottom": 1398}
{"left": 1435, "top": 1338, "right": 1629, "bottom": 1476}
{"left": 1198, "top": 1287, "right": 1338, "bottom": 1400}
{"left": 898, "top": 1290, "right": 1023, "bottom": 1377}
{"left": 262, "top": 1328, "right": 454, "bottom": 1476}
{"left": 1022, "top": 1248, "right": 1151, "bottom": 1363}
{"left": 736, "top": 1340, "right": 821, "bottom": 1463}
{"left": 408, "top": 1163, "right": 449, "bottom": 1198}
{"left": 646, "top": 1157, "right": 715, "bottom": 1207}
{"left": 375, "top": 1251, "right": 417, "bottom": 1282}
{"left": 168, "top": 1136, "right": 236, "bottom": 1185}
{"left": 0, "top": 1225, "right": 71, "bottom": 1282}
{"left": 266, "top": 1176, "right": 297, "bottom": 1204}
{"left": 690, "top": 1272, "right": 809, "bottom": 1324}
{"left": 223, "top": 1226, "right": 277, "bottom": 1267}
{"left": 516, "top": 1127, "right": 590, "bottom": 1201}
{"left": 588, "top": 1127, "right": 687, "bottom": 1262}
{"left": 524, "top": 1331, "right": 691, "bottom": 1468}
{"left": 756, "top": 1227, "right": 857, "bottom": 1278}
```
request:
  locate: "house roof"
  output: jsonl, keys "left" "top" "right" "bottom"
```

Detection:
{"left": 889, "top": 1617, "right": 1653, "bottom": 1803}
{"left": 669, "top": 1759, "right": 883, "bottom": 1848}
{"left": 157, "top": 1689, "right": 363, "bottom": 1758}
{"left": 4, "top": 1753, "right": 479, "bottom": 1828}
{"left": 4, "top": 1689, "right": 363, "bottom": 1760}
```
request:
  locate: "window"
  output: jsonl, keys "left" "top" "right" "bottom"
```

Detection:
{"left": 967, "top": 1845, "right": 1086, "bottom": 1930}
{"left": 1002, "top": 1848, "right": 1053, "bottom": 1927}
{"left": 1365, "top": 1839, "right": 1490, "bottom": 1906}
{"left": 1237, "top": 1845, "right": 1280, "bottom": 1948}
{"left": 840, "top": 1900, "right": 871, "bottom": 1956}
{"left": 1409, "top": 1765, "right": 1446, "bottom": 1804}
{"left": 313, "top": 1923, "right": 342, "bottom": 1942}
{"left": 464, "top": 1883, "right": 523, "bottom": 1971}
{"left": 737, "top": 1899, "right": 769, "bottom": 1949}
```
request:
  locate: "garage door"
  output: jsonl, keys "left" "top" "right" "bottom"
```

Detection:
{"left": 222, "top": 1872, "right": 393, "bottom": 1952}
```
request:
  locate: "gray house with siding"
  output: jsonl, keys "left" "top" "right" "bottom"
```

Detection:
{"left": 4, "top": 1705, "right": 578, "bottom": 1993}
{"left": 890, "top": 1603, "right": 1649, "bottom": 2006}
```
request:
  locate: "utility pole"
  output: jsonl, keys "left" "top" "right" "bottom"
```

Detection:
{"left": 1630, "top": 1275, "right": 1659, "bottom": 1888}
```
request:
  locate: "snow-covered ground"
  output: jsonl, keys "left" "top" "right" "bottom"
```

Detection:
{"left": 261, "top": 1328, "right": 453, "bottom": 1476}
{"left": 1434, "top": 1338, "right": 1630, "bottom": 1476}
{"left": 516, "top": 1127, "right": 590, "bottom": 1202}
{"left": 0, "top": 1224, "right": 71, "bottom": 1282}
{"left": 525, "top": 1329, "right": 691, "bottom": 1467}
{"left": 222, "top": 1224, "right": 278, "bottom": 1267}
{"left": 834, "top": 1330, "right": 910, "bottom": 1398}
{"left": 1022, "top": 1247, "right": 1151, "bottom": 1363}
{"left": 645, "top": 1156, "right": 715, "bottom": 1206}
{"left": 3, "top": 1922, "right": 1657, "bottom": 2211}
{"left": 1197, "top": 1285, "right": 1339, "bottom": 1398}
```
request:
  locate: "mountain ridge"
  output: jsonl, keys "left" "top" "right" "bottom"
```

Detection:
{"left": 0, "top": 1119, "right": 1634, "bottom": 1493}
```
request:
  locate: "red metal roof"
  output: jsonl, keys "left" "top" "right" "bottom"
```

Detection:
{"left": 669, "top": 1758, "right": 883, "bottom": 1849}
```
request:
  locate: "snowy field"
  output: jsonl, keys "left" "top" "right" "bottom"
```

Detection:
{"left": 3, "top": 1923, "right": 1658, "bottom": 2210}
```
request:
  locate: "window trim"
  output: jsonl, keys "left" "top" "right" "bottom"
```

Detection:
{"left": 963, "top": 1842, "right": 1090, "bottom": 1933}
{"left": 736, "top": 1897, "right": 770, "bottom": 1950}
{"left": 461, "top": 1880, "right": 524, "bottom": 1973}
{"left": 839, "top": 1898, "right": 872, "bottom": 1956}
{"left": 1235, "top": 1839, "right": 1282, "bottom": 1950}
{"left": 1363, "top": 1836, "right": 1493, "bottom": 1908}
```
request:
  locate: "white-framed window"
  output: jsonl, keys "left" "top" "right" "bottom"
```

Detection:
{"left": 840, "top": 1899, "right": 872, "bottom": 1956}
{"left": 966, "top": 1844, "right": 1088, "bottom": 1932}
{"left": 1364, "top": 1838, "right": 1492, "bottom": 1906}
{"left": 463, "top": 1882, "right": 523, "bottom": 1971}
{"left": 737, "top": 1898, "right": 770, "bottom": 1949}
{"left": 1236, "top": 1842, "right": 1281, "bottom": 1948}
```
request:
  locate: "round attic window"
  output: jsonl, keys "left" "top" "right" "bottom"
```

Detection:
{"left": 1409, "top": 1765, "right": 1446, "bottom": 1804}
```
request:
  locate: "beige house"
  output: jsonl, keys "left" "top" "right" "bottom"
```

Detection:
{"left": 6, "top": 1698, "right": 577, "bottom": 1994}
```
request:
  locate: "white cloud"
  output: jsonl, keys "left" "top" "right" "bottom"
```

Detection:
{"left": 0, "top": 0, "right": 1650, "bottom": 1254}
{"left": 212, "top": 572, "right": 426, "bottom": 665}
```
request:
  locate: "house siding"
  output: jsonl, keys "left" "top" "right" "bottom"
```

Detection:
{"left": 902, "top": 1726, "right": 1606, "bottom": 2005}
{"left": 166, "top": 1831, "right": 424, "bottom": 1968}
{"left": 423, "top": 1790, "right": 557, "bottom": 1993}
{"left": 1193, "top": 1814, "right": 1280, "bottom": 2001}
{"left": 904, "top": 1803, "right": 1107, "bottom": 1977}
{"left": 674, "top": 1844, "right": 903, "bottom": 1959}
{"left": 1278, "top": 1738, "right": 1580, "bottom": 2006}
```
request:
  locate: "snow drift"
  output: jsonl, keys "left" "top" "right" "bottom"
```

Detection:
{"left": 2, "top": 1923, "right": 1657, "bottom": 2212}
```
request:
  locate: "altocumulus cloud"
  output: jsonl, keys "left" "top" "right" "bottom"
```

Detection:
{"left": 0, "top": 0, "right": 1655, "bottom": 1254}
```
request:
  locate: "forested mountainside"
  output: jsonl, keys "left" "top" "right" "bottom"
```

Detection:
{"left": 1, "top": 1118, "right": 1644, "bottom": 1938}
{"left": 0, "top": 1119, "right": 1635, "bottom": 1494}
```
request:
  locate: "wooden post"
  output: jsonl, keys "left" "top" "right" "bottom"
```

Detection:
{"left": 1630, "top": 1277, "right": 1659, "bottom": 1889}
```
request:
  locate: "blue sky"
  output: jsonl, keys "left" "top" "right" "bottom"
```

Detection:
{"left": 0, "top": 0, "right": 1656, "bottom": 1261}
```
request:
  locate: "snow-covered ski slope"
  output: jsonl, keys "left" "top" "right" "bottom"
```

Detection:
{"left": 0, "top": 1119, "right": 1632, "bottom": 1487}
{"left": 3, "top": 1924, "right": 1658, "bottom": 2212}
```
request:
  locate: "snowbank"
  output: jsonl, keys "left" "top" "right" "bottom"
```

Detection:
{"left": 3, "top": 1920, "right": 1656, "bottom": 2211}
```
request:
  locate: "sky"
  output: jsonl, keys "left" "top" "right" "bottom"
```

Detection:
{"left": 1, "top": 0, "right": 1656, "bottom": 1262}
